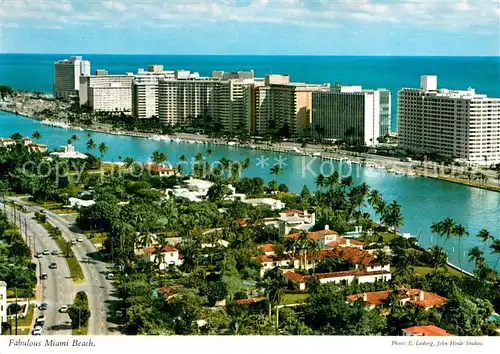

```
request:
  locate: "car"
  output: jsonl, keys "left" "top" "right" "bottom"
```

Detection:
{"left": 59, "top": 305, "right": 69, "bottom": 313}
{"left": 34, "top": 325, "right": 43, "bottom": 331}
{"left": 35, "top": 252, "right": 43, "bottom": 258}
{"left": 40, "top": 273, "right": 48, "bottom": 280}
{"left": 71, "top": 240, "right": 77, "bottom": 245}
{"left": 38, "top": 303, "right": 48, "bottom": 311}
{"left": 42, "top": 249, "right": 50, "bottom": 255}
{"left": 76, "top": 237, "right": 83, "bottom": 242}
{"left": 32, "top": 328, "right": 42, "bottom": 335}
{"left": 49, "top": 263, "right": 57, "bottom": 269}
{"left": 51, "top": 250, "right": 59, "bottom": 255}
{"left": 36, "top": 315, "right": 46, "bottom": 323}
{"left": 106, "top": 272, "right": 114, "bottom": 280}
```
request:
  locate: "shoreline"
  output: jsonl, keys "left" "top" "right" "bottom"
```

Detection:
{"left": 1, "top": 107, "right": 499, "bottom": 193}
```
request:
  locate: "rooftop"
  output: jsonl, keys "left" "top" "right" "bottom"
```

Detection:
{"left": 346, "top": 288, "right": 447, "bottom": 308}
{"left": 144, "top": 245, "right": 178, "bottom": 254}
{"left": 283, "top": 269, "right": 391, "bottom": 283}
{"left": 402, "top": 325, "right": 453, "bottom": 336}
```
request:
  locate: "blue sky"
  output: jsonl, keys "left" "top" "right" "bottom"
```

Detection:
{"left": 1, "top": 0, "right": 499, "bottom": 55}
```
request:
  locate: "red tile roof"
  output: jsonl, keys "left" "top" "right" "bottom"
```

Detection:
{"left": 283, "top": 269, "right": 390, "bottom": 284}
{"left": 282, "top": 209, "right": 307, "bottom": 216}
{"left": 144, "top": 163, "right": 175, "bottom": 173}
{"left": 256, "top": 254, "right": 292, "bottom": 263}
{"left": 318, "top": 247, "right": 373, "bottom": 266}
{"left": 402, "top": 325, "right": 452, "bottom": 336}
{"left": 258, "top": 244, "right": 276, "bottom": 253}
{"left": 158, "top": 284, "right": 183, "bottom": 295}
{"left": 236, "top": 218, "right": 249, "bottom": 226}
{"left": 234, "top": 297, "right": 266, "bottom": 305}
{"left": 285, "top": 229, "right": 339, "bottom": 241}
{"left": 327, "top": 238, "right": 363, "bottom": 247}
{"left": 144, "top": 245, "right": 178, "bottom": 254}
{"left": 346, "top": 288, "right": 447, "bottom": 309}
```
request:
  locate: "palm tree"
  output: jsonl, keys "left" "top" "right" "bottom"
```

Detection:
{"left": 123, "top": 157, "right": 135, "bottom": 169}
{"left": 98, "top": 142, "right": 108, "bottom": 158}
{"left": 195, "top": 152, "right": 204, "bottom": 162}
{"left": 32, "top": 131, "right": 41, "bottom": 140}
{"left": 374, "top": 200, "right": 386, "bottom": 219}
{"left": 430, "top": 217, "right": 456, "bottom": 247}
{"left": 258, "top": 275, "right": 286, "bottom": 325}
{"left": 490, "top": 238, "right": 500, "bottom": 270}
{"left": 9, "top": 132, "right": 22, "bottom": 142}
{"left": 476, "top": 229, "right": 492, "bottom": 253}
{"left": 241, "top": 157, "right": 251, "bottom": 171}
{"left": 270, "top": 165, "right": 281, "bottom": 175}
{"left": 428, "top": 245, "right": 448, "bottom": 271}
{"left": 206, "top": 149, "right": 212, "bottom": 156}
{"left": 230, "top": 163, "right": 242, "bottom": 182}
{"left": 179, "top": 154, "right": 187, "bottom": 162}
{"left": 315, "top": 173, "right": 325, "bottom": 190}
{"left": 86, "top": 139, "right": 96, "bottom": 150}
{"left": 367, "top": 189, "right": 382, "bottom": 212}
{"left": 468, "top": 246, "right": 484, "bottom": 272}
{"left": 152, "top": 151, "right": 167, "bottom": 165}
{"left": 325, "top": 171, "right": 339, "bottom": 190}
{"left": 71, "top": 134, "right": 79, "bottom": 142}
{"left": 452, "top": 224, "right": 468, "bottom": 271}
{"left": 268, "top": 180, "right": 278, "bottom": 194}
{"left": 340, "top": 176, "right": 353, "bottom": 190}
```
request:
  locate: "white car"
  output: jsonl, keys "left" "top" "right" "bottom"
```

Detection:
{"left": 34, "top": 325, "right": 43, "bottom": 331}
{"left": 42, "top": 249, "right": 50, "bottom": 255}
{"left": 32, "top": 328, "right": 42, "bottom": 335}
{"left": 36, "top": 315, "right": 46, "bottom": 324}
{"left": 60, "top": 305, "right": 69, "bottom": 313}
{"left": 76, "top": 237, "right": 83, "bottom": 242}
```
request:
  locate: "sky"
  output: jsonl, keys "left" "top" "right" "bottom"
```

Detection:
{"left": 0, "top": 0, "right": 499, "bottom": 55}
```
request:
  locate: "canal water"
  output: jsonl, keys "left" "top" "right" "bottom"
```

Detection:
{"left": 1, "top": 111, "right": 499, "bottom": 272}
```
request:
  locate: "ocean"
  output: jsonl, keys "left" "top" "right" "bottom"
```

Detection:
{"left": 1, "top": 54, "right": 500, "bottom": 132}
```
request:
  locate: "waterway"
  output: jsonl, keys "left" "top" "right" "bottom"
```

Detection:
{"left": 1, "top": 111, "right": 499, "bottom": 272}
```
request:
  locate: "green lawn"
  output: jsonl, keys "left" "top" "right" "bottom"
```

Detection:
{"left": 413, "top": 266, "right": 464, "bottom": 277}
{"left": 72, "top": 323, "right": 89, "bottom": 335}
{"left": 363, "top": 232, "right": 397, "bottom": 244}
{"left": 281, "top": 293, "right": 309, "bottom": 305}
{"left": 15, "top": 304, "right": 35, "bottom": 327}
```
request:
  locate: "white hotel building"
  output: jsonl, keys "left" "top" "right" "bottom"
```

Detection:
{"left": 398, "top": 76, "right": 500, "bottom": 165}
{"left": 54, "top": 56, "right": 90, "bottom": 100}
{"left": 311, "top": 85, "right": 390, "bottom": 146}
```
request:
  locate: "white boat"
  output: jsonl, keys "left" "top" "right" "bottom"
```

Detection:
{"left": 227, "top": 141, "right": 237, "bottom": 146}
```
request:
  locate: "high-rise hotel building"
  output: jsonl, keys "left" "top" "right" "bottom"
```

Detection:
{"left": 398, "top": 76, "right": 500, "bottom": 165}
{"left": 54, "top": 56, "right": 91, "bottom": 100}
{"left": 311, "top": 85, "right": 390, "bottom": 146}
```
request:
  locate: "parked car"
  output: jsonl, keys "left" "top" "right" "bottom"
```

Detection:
{"left": 34, "top": 325, "right": 43, "bottom": 331}
{"left": 59, "top": 305, "right": 69, "bottom": 313}
{"left": 40, "top": 273, "right": 48, "bottom": 280}
{"left": 71, "top": 240, "right": 77, "bottom": 245}
{"left": 106, "top": 272, "right": 114, "bottom": 280}
{"left": 42, "top": 249, "right": 50, "bottom": 255}
{"left": 36, "top": 315, "right": 46, "bottom": 323}
{"left": 49, "top": 263, "right": 57, "bottom": 269}
{"left": 76, "top": 237, "right": 83, "bottom": 242}
{"left": 38, "top": 303, "right": 48, "bottom": 311}
{"left": 32, "top": 328, "right": 42, "bottom": 335}
{"left": 51, "top": 250, "right": 59, "bottom": 255}
{"left": 35, "top": 252, "right": 43, "bottom": 258}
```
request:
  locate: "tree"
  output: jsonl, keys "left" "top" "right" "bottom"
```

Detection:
{"left": 71, "top": 134, "right": 79, "bottom": 142}
{"left": 452, "top": 224, "right": 468, "bottom": 271}
{"left": 476, "top": 229, "right": 492, "bottom": 253}
{"left": 300, "top": 185, "right": 311, "bottom": 199}
{"left": 315, "top": 174, "right": 325, "bottom": 190}
{"left": 430, "top": 217, "right": 455, "bottom": 246}
{"left": 9, "top": 132, "right": 22, "bottom": 142}
{"left": 123, "top": 157, "right": 135, "bottom": 169}
{"left": 258, "top": 274, "right": 286, "bottom": 325}
{"left": 152, "top": 151, "right": 168, "bottom": 165}
{"left": 468, "top": 246, "right": 485, "bottom": 275}
{"left": 381, "top": 200, "right": 404, "bottom": 233}
{"left": 428, "top": 245, "right": 448, "bottom": 271}
{"left": 278, "top": 184, "right": 289, "bottom": 193}
{"left": 340, "top": 176, "right": 353, "bottom": 190}
{"left": 68, "top": 291, "right": 91, "bottom": 330}
{"left": 367, "top": 189, "right": 382, "bottom": 213}
{"left": 490, "top": 238, "right": 500, "bottom": 270}
{"left": 31, "top": 131, "right": 41, "bottom": 140}
{"left": 268, "top": 180, "right": 278, "bottom": 194}
{"left": 98, "top": 142, "right": 108, "bottom": 158}
{"left": 86, "top": 138, "right": 96, "bottom": 150}
{"left": 269, "top": 165, "right": 282, "bottom": 176}
{"left": 207, "top": 181, "right": 232, "bottom": 202}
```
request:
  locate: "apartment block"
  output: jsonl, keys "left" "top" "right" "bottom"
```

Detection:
{"left": 398, "top": 76, "right": 500, "bottom": 165}
{"left": 54, "top": 56, "right": 90, "bottom": 100}
{"left": 79, "top": 72, "right": 134, "bottom": 113}
{"left": 133, "top": 81, "right": 159, "bottom": 119}
{"left": 311, "top": 84, "right": 385, "bottom": 146}
{"left": 254, "top": 75, "right": 329, "bottom": 137}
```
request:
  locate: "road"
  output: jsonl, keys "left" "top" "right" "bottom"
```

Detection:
{"left": 10, "top": 198, "right": 121, "bottom": 335}
{"left": 1, "top": 202, "right": 72, "bottom": 336}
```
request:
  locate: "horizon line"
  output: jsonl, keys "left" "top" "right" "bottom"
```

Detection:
{"left": 1, "top": 53, "right": 499, "bottom": 58}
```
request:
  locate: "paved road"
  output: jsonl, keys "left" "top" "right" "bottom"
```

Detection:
{"left": 1, "top": 202, "right": 72, "bottom": 336}
{"left": 11, "top": 199, "right": 121, "bottom": 335}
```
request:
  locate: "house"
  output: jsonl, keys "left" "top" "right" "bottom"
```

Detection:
{"left": 51, "top": 144, "right": 88, "bottom": 159}
{"left": 143, "top": 245, "right": 183, "bottom": 269}
{"left": 158, "top": 284, "right": 184, "bottom": 301}
{"left": 282, "top": 268, "right": 392, "bottom": 290}
{"left": 257, "top": 246, "right": 380, "bottom": 277}
{"left": 166, "top": 177, "right": 245, "bottom": 202}
{"left": 346, "top": 288, "right": 447, "bottom": 310}
{"left": 234, "top": 297, "right": 266, "bottom": 305}
{"left": 0, "top": 138, "right": 16, "bottom": 148}
{"left": 276, "top": 210, "right": 316, "bottom": 236}
{"left": 0, "top": 281, "right": 6, "bottom": 335}
{"left": 284, "top": 225, "right": 363, "bottom": 250}
{"left": 28, "top": 143, "right": 48, "bottom": 153}
{"left": 402, "top": 325, "right": 453, "bottom": 337}
{"left": 258, "top": 244, "right": 276, "bottom": 256}
{"left": 67, "top": 197, "right": 96, "bottom": 208}
{"left": 240, "top": 198, "right": 285, "bottom": 210}
{"left": 143, "top": 163, "right": 176, "bottom": 177}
